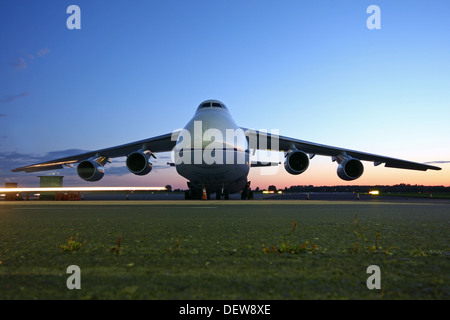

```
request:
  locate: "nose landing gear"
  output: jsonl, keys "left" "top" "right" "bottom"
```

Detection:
{"left": 215, "top": 187, "right": 229, "bottom": 200}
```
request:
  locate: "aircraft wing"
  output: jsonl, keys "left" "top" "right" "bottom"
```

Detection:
{"left": 11, "top": 132, "right": 178, "bottom": 173}
{"left": 243, "top": 128, "right": 441, "bottom": 171}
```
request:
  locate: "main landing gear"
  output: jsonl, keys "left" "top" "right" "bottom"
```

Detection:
{"left": 185, "top": 188, "right": 211, "bottom": 200}
{"left": 185, "top": 182, "right": 210, "bottom": 200}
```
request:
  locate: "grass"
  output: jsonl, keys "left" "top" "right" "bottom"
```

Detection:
{"left": 59, "top": 234, "right": 86, "bottom": 252}
{"left": 263, "top": 221, "right": 318, "bottom": 254}
{"left": 0, "top": 200, "right": 448, "bottom": 299}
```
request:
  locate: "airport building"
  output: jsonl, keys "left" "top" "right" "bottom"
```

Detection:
{"left": 4, "top": 182, "right": 18, "bottom": 201}
{"left": 37, "top": 176, "right": 64, "bottom": 200}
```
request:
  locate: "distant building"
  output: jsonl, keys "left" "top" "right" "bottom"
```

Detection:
{"left": 38, "top": 176, "right": 64, "bottom": 200}
{"left": 4, "top": 182, "right": 18, "bottom": 201}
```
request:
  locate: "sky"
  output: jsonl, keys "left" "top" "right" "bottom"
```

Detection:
{"left": 0, "top": 0, "right": 449, "bottom": 190}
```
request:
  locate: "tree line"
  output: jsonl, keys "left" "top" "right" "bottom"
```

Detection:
{"left": 167, "top": 184, "right": 450, "bottom": 193}
{"left": 282, "top": 184, "right": 450, "bottom": 193}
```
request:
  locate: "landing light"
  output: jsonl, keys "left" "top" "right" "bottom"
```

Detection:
{"left": 369, "top": 190, "right": 379, "bottom": 195}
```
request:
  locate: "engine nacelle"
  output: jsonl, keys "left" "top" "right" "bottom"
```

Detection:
{"left": 126, "top": 150, "right": 153, "bottom": 176}
{"left": 337, "top": 157, "right": 364, "bottom": 181}
{"left": 284, "top": 150, "right": 309, "bottom": 175}
{"left": 77, "top": 159, "right": 105, "bottom": 182}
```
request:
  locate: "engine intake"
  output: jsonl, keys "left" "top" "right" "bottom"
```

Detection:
{"left": 337, "top": 157, "right": 364, "bottom": 181}
{"left": 77, "top": 159, "right": 105, "bottom": 182}
{"left": 284, "top": 150, "right": 309, "bottom": 175}
{"left": 126, "top": 150, "right": 153, "bottom": 175}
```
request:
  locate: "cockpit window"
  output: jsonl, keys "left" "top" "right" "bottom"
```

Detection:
{"left": 198, "top": 101, "right": 227, "bottom": 110}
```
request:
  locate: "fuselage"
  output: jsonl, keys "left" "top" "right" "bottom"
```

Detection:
{"left": 174, "top": 100, "right": 250, "bottom": 193}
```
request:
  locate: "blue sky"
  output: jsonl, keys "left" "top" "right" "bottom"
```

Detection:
{"left": 1, "top": 0, "right": 449, "bottom": 189}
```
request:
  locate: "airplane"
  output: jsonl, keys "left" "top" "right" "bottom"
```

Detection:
{"left": 12, "top": 99, "right": 441, "bottom": 200}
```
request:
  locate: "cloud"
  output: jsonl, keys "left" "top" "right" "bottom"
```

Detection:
{"left": 425, "top": 161, "right": 450, "bottom": 164}
{"left": 37, "top": 48, "right": 50, "bottom": 57}
{"left": 10, "top": 57, "right": 28, "bottom": 70}
{"left": 0, "top": 92, "right": 30, "bottom": 103}
{"left": 0, "top": 149, "right": 87, "bottom": 167}
{"left": 10, "top": 48, "right": 50, "bottom": 71}
{"left": 41, "top": 149, "right": 89, "bottom": 161}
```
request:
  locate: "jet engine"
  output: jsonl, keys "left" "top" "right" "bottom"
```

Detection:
{"left": 77, "top": 158, "right": 105, "bottom": 182}
{"left": 126, "top": 150, "right": 153, "bottom": 175}
{"left": 337, "top": 157, "right": 364, "bottom": 181}
{"left": 284, "top": 149, "right": 309, "bottom": 175}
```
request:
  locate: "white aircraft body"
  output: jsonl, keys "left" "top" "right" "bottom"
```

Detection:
{"left": 12, "top": 100, "right": 441, "bottom": 199}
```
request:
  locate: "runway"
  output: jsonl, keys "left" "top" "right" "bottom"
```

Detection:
{"left": 75, "top": 191, "right": 448, "bottom": 204}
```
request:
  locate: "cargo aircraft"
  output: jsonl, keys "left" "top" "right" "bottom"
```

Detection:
{"left": 12, "top": 100, "right": 441, "bottom": 199}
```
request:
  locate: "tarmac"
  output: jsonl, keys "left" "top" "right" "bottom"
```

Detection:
{"left": 77, "top": 191, "right": 447, "bottom": 203}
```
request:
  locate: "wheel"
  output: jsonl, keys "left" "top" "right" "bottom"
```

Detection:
{"left": 187, "top": 188, "right": 198, "bottom": 200}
